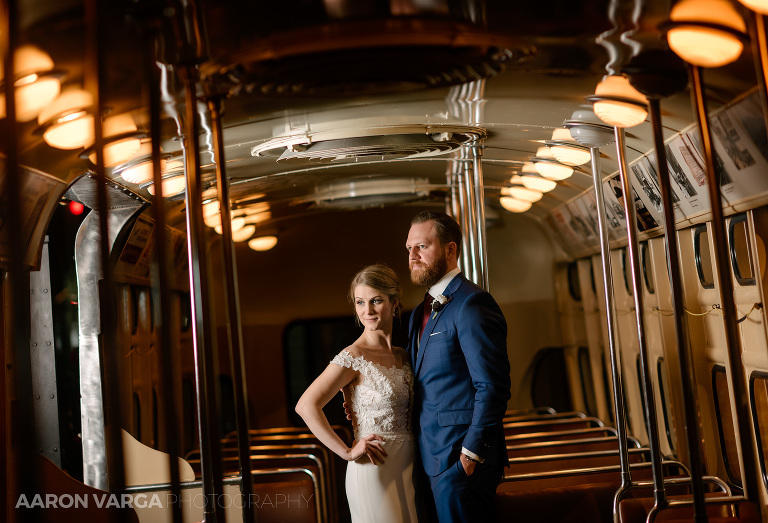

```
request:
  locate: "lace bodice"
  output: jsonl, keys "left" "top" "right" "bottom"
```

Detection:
{"left": 331, "top": 350, "right": 413, "bottom": 441}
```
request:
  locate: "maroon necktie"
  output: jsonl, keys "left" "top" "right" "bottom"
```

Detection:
{"left": 420, "top": 292, "right": 433, "bottom": 337}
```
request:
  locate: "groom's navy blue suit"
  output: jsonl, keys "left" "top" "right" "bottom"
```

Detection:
{"left": 408, "top": 272, "right": 511, "bottom": 522}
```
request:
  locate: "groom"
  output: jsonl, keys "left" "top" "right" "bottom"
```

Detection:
{"left": 406, "top": 210, "right": 511, "bottom": 522}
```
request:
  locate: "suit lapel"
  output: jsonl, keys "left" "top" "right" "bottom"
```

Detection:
{"left": 414, "top": 275, "right": 464, "bottom": 376}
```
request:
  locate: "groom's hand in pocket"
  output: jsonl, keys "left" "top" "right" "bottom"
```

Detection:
{"left": 459, "top": 453, "right": 476, "bottom": 476}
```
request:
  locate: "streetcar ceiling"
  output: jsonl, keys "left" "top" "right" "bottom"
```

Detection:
{"left": 6, "top": 0, "right": 760, "bottom": 230}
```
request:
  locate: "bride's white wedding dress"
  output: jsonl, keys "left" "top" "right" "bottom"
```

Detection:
{"left": 331, "top": 349, "right": 418, "bottom": 523}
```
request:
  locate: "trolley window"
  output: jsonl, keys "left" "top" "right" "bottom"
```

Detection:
{"left": 694, "top": 225, "right": 715, "bottom": 289}
{"left": 729, "top": 214, "right": 756, "bottom": 287}
{"left": 641, "top": 241, "right": 655, "bottom": 294}
{"left": 713, "top": 366, "right": 743, "bottom": 489}
{"left": 567, "top": 261, "right": 581, "bottom": 302}
{"left": 657, "top": 357, "right": 676, "bottom": 454}
{"left": 578, "top": 346, "right": 597, "bottom": 417}
{"left": 750, "top": 372, "right": 768, "bottom": 489}
{"left": 622, "top": 247, "right": 633, "bottom": 296}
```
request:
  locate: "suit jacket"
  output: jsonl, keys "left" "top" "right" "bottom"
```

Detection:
{"left": 408, "top": 272, "right": 511, "bottom": 477}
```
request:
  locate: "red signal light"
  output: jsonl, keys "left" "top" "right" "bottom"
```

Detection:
{"left": 68, "top": 200, "right": 85, "bottom": 216}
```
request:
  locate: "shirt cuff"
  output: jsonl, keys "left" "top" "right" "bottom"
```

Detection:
{"left": 461, "top": 447, "right": 484, "bottom": 463}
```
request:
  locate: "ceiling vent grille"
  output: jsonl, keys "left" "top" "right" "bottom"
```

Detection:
{"left": 252, "top": 123, "right": 485, "bottom": 163}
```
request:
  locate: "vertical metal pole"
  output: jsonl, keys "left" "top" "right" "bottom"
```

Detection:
{"left": 85, "top": 0, "right": 127, "bottom": 510}
{"left": 590, "top": 148, "right": 632, "bottom": 489}
{"left": 615, "top": 127, "right": 667, "bottom": 509}
{"left": 648, "top": 97, "right": 707, "bottom": 522}
{"left": 3, "top": 1, "right": 37, "bottom": 521}
{"left": 455, "top": 157, "right": 472, "bottom": 275}
{"left": 691, "top": 65, "right": 761, "bottom": 505}
{"left": 208, "top": 96, "right": 256, "bottom": 523}
{"left": 462, "top": 148, "right": 480, "bottom": 284}
{"left": 470, "top": 143, "right": 489, "bottom": 290}
{"left": 180, "top": 64, "right": 225, "bottom": 523}
{"left": 748, "top": 12, "right": 768, "bottom": 129}
{"left": 145, "top": 23, "right": 183, "bottom": 523}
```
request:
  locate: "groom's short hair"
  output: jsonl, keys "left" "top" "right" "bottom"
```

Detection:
{"left": 411, "top": 211, "right": 462, "bottom": 256}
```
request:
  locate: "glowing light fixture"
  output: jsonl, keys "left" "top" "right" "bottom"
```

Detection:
{"left": 501, "top": 186, "right": 543, "bottom": 202}
{"left": 230, "top": 225, "right": 256, "bottom": 242}
{"left": 147, "top": 175, "right": 185, "bottom": 197}
{"left": 38, "top": 89, "right": 94, "bottom": 149}
{"left": 113, "top": 141, "right": 167, "bottom": 184}
{"left": 667, "top": 0, "right": 746, "bottom": 67}
{"left": 531, "top": 146, "right": 573, "bottom": 180}
{"left": 0, "top": 45, "right": 61, "bottom": 122}
{"left": 499, "top": 197, "right": 532, "bottom": 213}
{"left": 86, "top": 114, "right": 142, "bottom": 167}
{"left": 214, "top": 216, "right": 246, "bottom": 234}
{"left": 738, "top": 0, "right": 768, "bottom": 15}
{"left": 520, "top": 175, "right": 557, "bottom": 192}
{"left": 248, "top": 235, "right": 278, "bottom": 251}
{"left": 547, "top": 128, "right": 591, "bottom": 166}
{"left": 587, "top": 75, "right": 648, "bottom": 128}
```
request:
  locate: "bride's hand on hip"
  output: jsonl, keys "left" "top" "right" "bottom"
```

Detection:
{"left": 347, "top": 434, "right": 387, "bottom": 464}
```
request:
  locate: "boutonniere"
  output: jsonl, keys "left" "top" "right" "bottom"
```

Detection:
{"left": 431, "top": 295, "right": 450, "bottom": 319}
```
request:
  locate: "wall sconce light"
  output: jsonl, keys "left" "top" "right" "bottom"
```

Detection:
{"left": 587, "top": 75, "right": 648, "bottom": 128}
{"left": 665, "top": 0, "right": 747, "bottom": 67}
{"left": 546, "top": 128, "right": 591, "bottom": 166}
{"left": 531, "top": 146, "right": 573, "bottom": 180}
{"left": 0, "top": 45, "right": 61, "bottom": 122}
{"left": 501, "top": 186, "right": 543, "bottom": 202}
{"left": 113, "top": 140, "right": 168, "bottom": 184}
{"left": 37, "top": 88, "right": 94, "bottom": 149}
{"left": 248, "top": 235, "right": 278, "bottom": 251}
{"left": 499, "top": 196, "right": 532, "bottom": 213}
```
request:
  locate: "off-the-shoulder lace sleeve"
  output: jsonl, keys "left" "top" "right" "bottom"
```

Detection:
{"left": 330, "top": 350, "right": 364, "bottom": 371}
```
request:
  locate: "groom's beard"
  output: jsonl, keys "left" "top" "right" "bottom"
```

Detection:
{"left": 410, "top": 253, "right": 448, "bottom": 288}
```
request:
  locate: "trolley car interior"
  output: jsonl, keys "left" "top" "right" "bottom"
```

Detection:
{"left": 6, "top": 0, "right": 768, "bottom": 522}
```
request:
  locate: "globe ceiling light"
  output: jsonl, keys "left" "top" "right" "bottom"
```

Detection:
{"left": 248, "top": 235, "right": 278, "bottom": 252}
{"left": 113, "top": 140, "right": 167, "bottom": 184}
{"left": 501, "top": 186, "right": 543, "bottom": 202}
{"left": 546, "top": 127, "right": 591, "bottom": 166}
{"left": 666, "top": 0, "right": 747, "bottom": 67}
{"left": 38, "top": 88, "right": 94, "bottom": 149}
{"left": 214, "top": 216, "right": 246, "bottom": 234}
{"left": 147, "top": 175, "right": 185, "bottom": 197}
{"left": 0, "top": 45, "right": 61, "bottom": 122}
{"left": 587, "top": 75, "right": 649, "bottom": 128}
{"left": 225, "top": 225, "right": 256, "bottom": 242}
{"left": 738, "top": 0, "right": 768, "bottom": 15}
{"left": 519, "top": 175, "right": 557, "bottom": 193}
{"left": 499, "top": 196, "right": 532, "bottom": 213}
{"left": 531, "top": 146, "right": 573, "bottom": 180}
{"left": 520, "top": 162, "right": 539, "bottom": 175}
{"left": 563, "top": 106, "right": 615, "bottom": 149}
{"left": 85, "top": 113, "right": 143, "bottom": 167}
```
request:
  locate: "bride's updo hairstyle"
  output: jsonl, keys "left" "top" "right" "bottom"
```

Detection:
{"left": 349, "top": 263, "right": 403, "bottom": 320}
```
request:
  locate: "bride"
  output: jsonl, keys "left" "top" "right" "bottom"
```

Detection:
{"left": 295, "top": 263, "right": 418, "bottom": 523}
